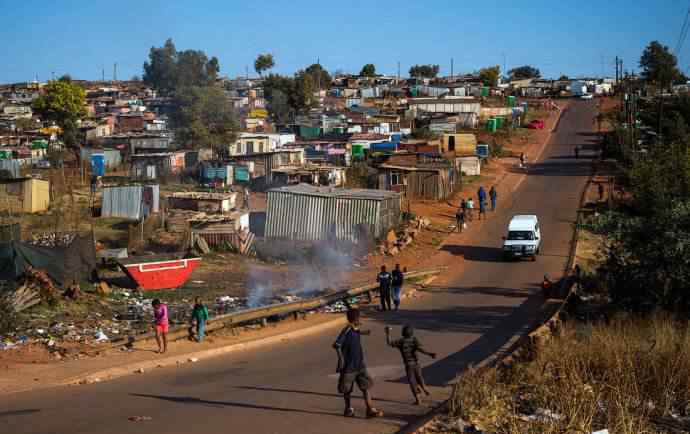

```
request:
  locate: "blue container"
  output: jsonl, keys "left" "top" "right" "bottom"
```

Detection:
{"left": 391, "top": 134, "right": 402, "bottom": 143}
{"left": 371, "top": 141, "right": 397, "bottom": 152}
{"left": 203, "top": 166, "right": 227, "bottom": 180}
{"left": 476, "top": 144, "right": 490, "bottom": 159}
{"left": 234, "top": 166, "right": 250, "bottom": 182}
{"left": 91, "top": 153, "right": 105, "bottom": 177}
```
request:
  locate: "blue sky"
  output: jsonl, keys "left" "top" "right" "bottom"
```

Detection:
{"left": 0, "top": 0, "right": 687, "bottom": 83}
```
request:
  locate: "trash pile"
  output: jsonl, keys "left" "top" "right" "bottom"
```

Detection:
{"left": 380, "top": 217, "right": 429, "bottom": 256}
{"left": 215, "top": 296, "right": 247, "bottom": 315}
{"left": 27, "top": 232, "right": 77, "bottom": 247}
{"left": 322, "top": 297, "right": 362, "bottom": 314}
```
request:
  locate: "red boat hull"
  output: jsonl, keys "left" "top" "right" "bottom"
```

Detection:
{"left": 122, "top": 257, "right": 201, "bottom": 291}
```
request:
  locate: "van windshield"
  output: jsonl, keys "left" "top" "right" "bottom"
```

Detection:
{"left": 507, "top": 231, "right": 534, "bottom": 241}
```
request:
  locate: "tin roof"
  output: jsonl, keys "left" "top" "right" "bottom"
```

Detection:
{"left": 268, "top": 184, "right": 400, "bottom": 200}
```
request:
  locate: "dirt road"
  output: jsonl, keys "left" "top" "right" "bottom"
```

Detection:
{"left": 0, "top": 100, "right": 597, "bottom": 434}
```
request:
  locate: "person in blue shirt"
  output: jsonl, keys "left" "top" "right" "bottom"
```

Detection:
{"left": 377, "top": 265, "right": 392, "bottom": 311}
{"left": 333, "top": 308, "right": 384, "bottom": 418}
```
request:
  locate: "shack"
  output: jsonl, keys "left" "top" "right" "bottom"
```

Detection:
{"left": 0, "top": 178, "right": 50, "bottom": 213}
{"left": 378, "top": 154, "right": 460, "bottom": 200}
{"left": 441, "top": 133, "right": 477, "bottom": 155}
{"left": 168, "top": 192, "right": 238, "bottom": 214}
{"left": 101, "top": 184, "right": 159, "bottom": 220}
{"left": 265, "top": 184, "right": 401, "bottom": 242}
{"left": 228, "top": 149, "right": 305, "bottom": 186}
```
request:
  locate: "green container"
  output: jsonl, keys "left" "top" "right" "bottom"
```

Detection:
{"left": 495, "top": 117, "right": 504, "bottom": 129}
{"left": 507, "top": 96, "right": 516, "bottom": 107}
{"left": 480, "top": 87, "right": 490, "bottom": 97}
{"left": 351, "top": 144, "right": 364, "bottom": 158}
{"left": 0, "top": 150, "right": 10, "bottom": 159}
{"left": 299, "top": 126, "right": 321, "bottom": 138}
{"left": 486, "top": 118, "right": 497, "bottom": 133}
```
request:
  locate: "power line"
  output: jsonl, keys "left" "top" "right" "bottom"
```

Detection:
{"left": 675, "top": 5, "right": 690, "bottom": 56}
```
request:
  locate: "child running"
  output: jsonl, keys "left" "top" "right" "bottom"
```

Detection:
{"left": 385, "top": 325, "right": 436, "bottom": 405}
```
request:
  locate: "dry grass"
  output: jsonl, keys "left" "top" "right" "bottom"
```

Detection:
{"left": 449, "top": 314, "right": 690, "bottom": 434}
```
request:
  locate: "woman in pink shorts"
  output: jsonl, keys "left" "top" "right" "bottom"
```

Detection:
{"left": 152, "top": 299, "right": 168, "bottom": 353}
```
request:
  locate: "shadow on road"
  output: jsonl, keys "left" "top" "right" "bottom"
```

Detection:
{"left": 371, "top": 294, "right": 551, "bottom": 387}
{"left": 439, "top": 245, "right": 503, "bottom": 262}
{"left": 0, "top": 409, "right": 41, "bottom": 418}
{"left": 234, "top": 386, "right": 410, "bottom": 405}
{"left": 420, "top": 285, "right": 534, "bottom": 299}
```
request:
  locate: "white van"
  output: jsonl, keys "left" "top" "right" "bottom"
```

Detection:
{"left": 502, "top": 215, "right": 542, "bottom": 261}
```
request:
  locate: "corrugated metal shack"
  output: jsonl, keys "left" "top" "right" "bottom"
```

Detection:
{"left": 265, "top": 185, "right": 401, "bottom": 242}
{"left": 101, "top": 184, "right": 160, "bottom": 220}
{"left": 0, "top": 178, "right": 50, "bottom": 213}
{"left": 378, "top": 156, "right": 460, "bottom": 201}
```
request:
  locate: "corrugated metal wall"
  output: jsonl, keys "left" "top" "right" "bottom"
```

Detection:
{"left": 102, "top": 186, "right": 143, "bottom": 219}
{"left": 265, "top": 190, "right": 400, "bottom": 241}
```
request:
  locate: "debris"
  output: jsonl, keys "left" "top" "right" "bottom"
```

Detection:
{"left": 188, "top": 357, "right": 199, "bottom": 363}
{"left": 94, "top": 330, "right": 109, "bottom": 342}
{"left": 388, "top": 247, "right": 400, "bottom": 256}
{"left": 135, "top": 368, "right": 145, "bottom": 374}
{"left": 96, "top": 281, "right": 111, "bottom": 296}
{"left": 28, "top": 232, "right": 76, "bottom": 247}
{"left": 592, "top": 430, "right": 609, "bottom": 434}
{"left": 128, "top": 416, "right": 152, "bottom": 422}
{"left": 196, "top": 236, "right": 211, "bottom": 255}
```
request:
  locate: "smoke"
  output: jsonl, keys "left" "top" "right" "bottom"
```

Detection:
{"left": 246, "top": 241, "right": 354, "bottom": 308}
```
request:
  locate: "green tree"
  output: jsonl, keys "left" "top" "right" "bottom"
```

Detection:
{"left": 143, "top": 38, "right": 178, "bottom": 95}
{"left": 254, "top": 53, "right": 275, "bottom": 77}
{"left": 639, "top": 40, "right": 682, "bottom": 91}
{"left": 360, "top": 64, "right": 376, "bottom": 77}
{"left": 558, "top": 75, "right": 570, "bottom": 81}
{"left": 508, "top": 65, "right": 541, "bottom": 80}
{"left": 294, "top": 70, "right": 318, "bottom": 109}
{"left": 478, "top": 65, "right": 501, "bottom": 87}
{"left": 267, "top": 89, "right": 292, "bottom": 124}
{"left": 170, "top": 85, "right": 239, "bottom": 149}
{"left": 304, "top": 63, "right": 331, "bottom": 89}
{"left": 409, "top": 64, "right": 440, "bottom": 79}
{"left": 33, "top": 80, "right": 86, "bottom": 126}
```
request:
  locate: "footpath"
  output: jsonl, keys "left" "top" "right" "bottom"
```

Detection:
{"left": 0, "top": 103, "right": 566, "bottom": 396}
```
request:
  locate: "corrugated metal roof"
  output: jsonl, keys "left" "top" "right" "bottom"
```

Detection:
{"left": 268, "top": 184, "right": 400, "bottom": 200}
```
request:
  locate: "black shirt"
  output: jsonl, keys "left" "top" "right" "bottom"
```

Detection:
{"left": 391, "top": 336, "right": 423, "bottom": 365}
{"left": 334, "top": 326, "right": 365, "bottom": 373}
{"left": 377, "top": 271, "right": 392, "bottom": 289}
{"left": 391, "top": 269, "right": 404, "bottom": 287}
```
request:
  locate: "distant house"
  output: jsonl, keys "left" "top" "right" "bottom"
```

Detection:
{"left": 130, "top": 135, "right": 171, "bottom": 154}
{"left": 117, "top": 113, "right": 145, "bottom": 133}
{"left": 168, "top": 192, "right": 238, "bottom": 214}
{"left": 377, "top": 154, "right": 460, "bottom": 200}
{"left": 441, "top": 133, "right": 477, "bottom": 155}
{"left": 0, "top": 178, "right": 50, "bottom": 213}
{"left": 131, "top": 152, "right": 185, "bottom": 179}
{"left": 407, "top": 97, "right": 481, "bottom": 128}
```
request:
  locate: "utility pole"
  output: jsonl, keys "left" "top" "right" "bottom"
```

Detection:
{"left": 450, "top": 58, "right": 454, "bottom": 80}
{"left": 113, "top": 62, "right": 118, "bottom": 81}
{"left": 102, "top": 67, "right": 105, "bottom": 82}
{"left": 502, "top": 52, "right": 507, "bottom": 77}
{"left": 615, "top": 56, "right": 618, "bottom": 85}
{"left": 397, "top": 61, "right": 400, "bottom": 82}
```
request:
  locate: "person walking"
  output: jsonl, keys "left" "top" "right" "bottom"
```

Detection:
{"left": 191, "top": 297, "right": 209, "bottom": 343}
{"left": 385, "top": 325, "right": 436, "bottom": 405}
{"left": 391, "top": 264, "right": 404, "bottom": 310}
{"left": 477, "top": 186, "right": 486, "bottom": 207}
{"left": 152, "top": 299, "right": 168, "bottom": 354}
{"left": 455, "top": 207, "right": 465, "bottom": 233}
{"left": 333, "top": 308, "right": 384, "bottom": 418}
{"left": 466, "top": 198, "right": 474, "bottom": 221}
{"left": 377, "top": 265, "right": 392, "bottom": 311}
{"left": 478, "top": 198, "right": 487, "bottom": 220}
{"left": 519, "top": 152, "right": 526, "bottom": 168}
{"left": 489, "top": 186, "right": 497, "bottom": 211}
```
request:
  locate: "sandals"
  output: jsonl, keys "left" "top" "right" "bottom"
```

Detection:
{"left": 366, "top": 408, "right": 384, "bottom": 418}
{"left": 344, "top": 408, "right": 355, "bottom": 418}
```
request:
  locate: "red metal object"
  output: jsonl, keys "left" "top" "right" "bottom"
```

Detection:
{"left": 527, "top": 119, "right": 545, "bottom": 130}
{"left": 119, "top": 256, "right": 201, "bottom": 291}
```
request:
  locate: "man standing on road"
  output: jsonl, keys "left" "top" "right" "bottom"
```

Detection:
{"left": 455, "top": 207, "right": 465, "bottom": 233}
{"left": 333, "top": 308, "right": 384, "bottom": 419}
{"left": 489, "top": 186, "right": 497, "bottom": 211}
{"left": 478, "top": 199, "right": 487, "bottom": 220}
{"left": 377, "top": 265, "right": 392, "bottom": 311}
{"left": 391, "top": 264, "right": 404, "bottom": 310}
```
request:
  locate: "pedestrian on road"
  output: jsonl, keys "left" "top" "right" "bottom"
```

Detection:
{"left": 478, "top": 199, "right": 487, "bottom": 220}
{"left": 477, "top": 186, "right": 486, "bottom": 206}
{"left": 377, "top": 265, "right": 392, "bottom": 311}
{"left": 460, "top": 198, "right": 467, "bottom": 216}
{"left": 152, "top": 299, "right": 168, "bottom": 354}
{"left": 519, "top": 152, "right": 526, "bottom": 168}
{"left": 466, "top": 198, "right": 474, "bottom": 221}
{"left": 391, "top": 264, "right": 404, "bottom": 310}
{"left": 455, "top": 208, "right": 465, "bottom": 233}
{"left": 598, "top": 183, "right": 605, "bottom": 201}
{"left": 333, "top": 308, "right": 384, "bottom": 418}
{"left": 574, "top": 145, "right": 580, "bottom": 159}
{"left": 385, "top": 325, "right": 436, "bottom": 405}
{"left": 191, "top": 297, "right": 209, "bottom": 343}
{"left": 489, "top": 186, "right": 497, "bottom": 211}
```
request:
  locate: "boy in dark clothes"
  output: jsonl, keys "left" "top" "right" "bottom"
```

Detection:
{"left": 333, "top": 308, "right": 384, "bottom": 418}
{"left": 377, "top": 265, "right": 392, "bottom": 311}
{"left": 385, "top": 325, "right": 436, "bottom": 405}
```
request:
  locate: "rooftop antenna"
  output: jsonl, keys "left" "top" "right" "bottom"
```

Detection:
{"left": 113, "top": 62, "right": 118, "bottom": 82}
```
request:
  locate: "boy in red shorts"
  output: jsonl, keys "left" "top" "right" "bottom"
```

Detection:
{"left": 152, "top": 299, "right": 168, "bottom": 354}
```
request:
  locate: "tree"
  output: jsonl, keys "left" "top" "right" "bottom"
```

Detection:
{"left": 304, "top": 63, "right": 331, "bottom": 90}
{"left": 254, "top": 53, "right": 275, "bottom": 77}
{"left": 33, "top": 80, "right": 86, "bottom": 126}
{"left": 360, "top": 64, "right": 376, "bottom": 77}
{"left": 409, "top": 64, "right": 440, "bottom": 79}
{"left": 170, "top": 85, "right": 239, "bottom": 149}
{"left": 267, "top": 89, "right": 292, "bottom": 124}
{"left": 294, "top": 70, "right": 318, "bottom": 109}
{"left": 479, "top": 65, "right": 501, "bottom": 87}
{"left": 143, "top": 38, "right": 178, "bottom": 95}
{"left": 558, "top": 75, "right": 570, "bottom": 81}
{"left": 639, "top": 41, "right": 682, "bottom": 91}
{"left": 508, "top": 65, "right": 541, "bottom": 80}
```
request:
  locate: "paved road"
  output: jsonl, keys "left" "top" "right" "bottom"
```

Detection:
{"left": 0, "top": 101, "right": 597, "bottom": 434}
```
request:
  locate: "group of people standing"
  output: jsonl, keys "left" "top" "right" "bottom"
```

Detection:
{"left": 455, "top": 185, "right": 498, "bottom": 232}
{"left": 376, "top": 264, "right": 405, "bottom": 311}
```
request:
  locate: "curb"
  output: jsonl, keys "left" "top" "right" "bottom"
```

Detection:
{"left": 61, "top": 316, "right": 347, "bottom": 387}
